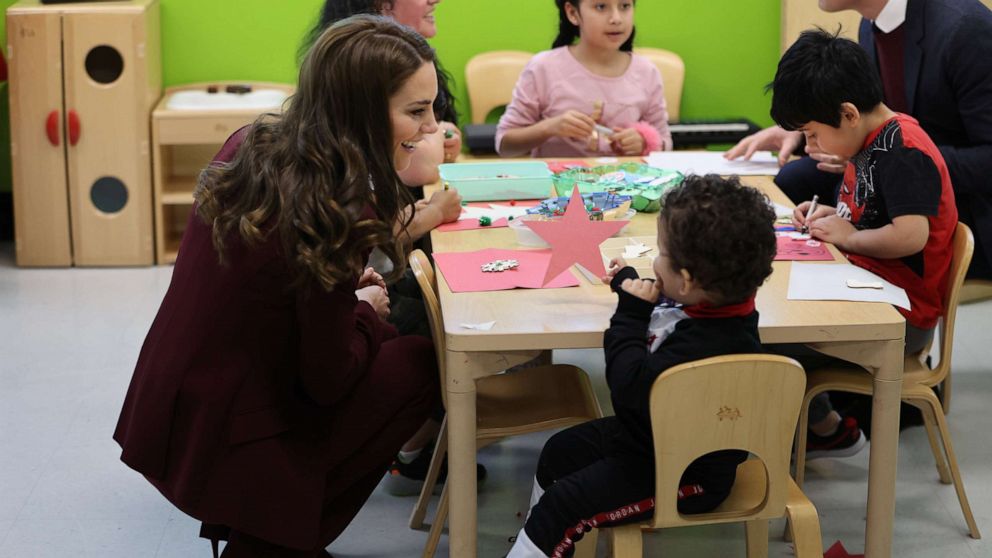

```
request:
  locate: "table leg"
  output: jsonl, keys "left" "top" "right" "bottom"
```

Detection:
{"left": 807, "top": 337, "right": 904, "bottom": 558}
{"left": 864, "top": 338, "right": 904, "bottom": 558}
{"left": 445, "top": 350, "right": 480, "bottom": 558}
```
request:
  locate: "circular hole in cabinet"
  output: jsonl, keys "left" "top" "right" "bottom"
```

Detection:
{"left": 85, "top": 45, "right": 124, "bottom": 85}
{"left": 90, "top": 176, "right": 129, "bottom": 214}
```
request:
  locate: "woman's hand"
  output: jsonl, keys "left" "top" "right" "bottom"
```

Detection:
{"left": 806, "top": 143, "right": 849, "bottom": 174}
{"left": 547, "top": 110, "right": 597, "bottom": 140}
{"left": 601, "top": 256, "right": 629, "bottom": 284}
{"left": 725, "top": 126, "right": 803, "bottom": 167}
{"left": 357, "top": 267, "right": 386, "bottom": 290}
{"left": 427, "top": 188, "right": 463, "bottom": 223}
{"left": 440, "top": 121, "right": 462, "bottom": 163}
{"left": 609, "top": 127, "right": 645, "bottom": 156}
{"left": 356, "top": 285, "right": 390, "bottom": 320}
{"left": 620, "top": 277, "right": 662, "bottom": 303}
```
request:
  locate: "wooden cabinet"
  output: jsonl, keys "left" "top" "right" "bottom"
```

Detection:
{"left": 7, "top": 0, "right": 160, "bottom": 266}
{"left": 151, "top": 82, "right": 294, "bottom": 264}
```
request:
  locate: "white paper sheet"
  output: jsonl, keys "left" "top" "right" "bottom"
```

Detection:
{"left": 647, "top": 151, "right": 780, "bottom": 176}
{"left": 787, "top": 262, "right": 911, "bottom": 310}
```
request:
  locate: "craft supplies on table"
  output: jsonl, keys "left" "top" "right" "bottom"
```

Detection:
{"left": 439, "top": 162, "right": 554, "bottom": 202}
{"left": 433, "top": 248, "right": 579, "bottom": 293}
{"left": 436, "top": 201, "right": 540, "bottom": 232}
{"left": 511, "top": 191, "right": 633, "bottom": 247}
{"left": 551, "top": 163, "right": 683, "bottom": 212}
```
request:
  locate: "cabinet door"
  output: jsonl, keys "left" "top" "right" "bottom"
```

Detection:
{"left": 62, "top": 9, "right": 154, "bottom": 266}
{"left": 7, "top": 11, "right": 72, "bottom": 267}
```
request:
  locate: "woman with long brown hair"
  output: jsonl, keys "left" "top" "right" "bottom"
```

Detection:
{"left": 113, "top": 16, "right": 442, "bottom": 558}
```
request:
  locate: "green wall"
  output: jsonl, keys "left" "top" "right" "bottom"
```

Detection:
{"left": 0, "top": 0, "right": 784, "bottom": 194}
{"left": 158, "top": 0, "right": 781, "bottom": 127}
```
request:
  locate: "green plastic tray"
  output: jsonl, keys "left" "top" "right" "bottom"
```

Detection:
{"left": 439, "top": 162, "right": 554, "bottom": 202}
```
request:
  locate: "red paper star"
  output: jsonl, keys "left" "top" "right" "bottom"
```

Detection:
{"left": 524, "top": 185, "right": 629, "bottom": 286}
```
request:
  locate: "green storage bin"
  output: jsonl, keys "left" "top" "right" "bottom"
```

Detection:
{"left": 439, "top": 162, "right": 554, "bottom": 202}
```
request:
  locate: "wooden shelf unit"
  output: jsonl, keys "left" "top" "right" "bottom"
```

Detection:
{"left": 151, "top": 82, "right": 294, "bottom": 264}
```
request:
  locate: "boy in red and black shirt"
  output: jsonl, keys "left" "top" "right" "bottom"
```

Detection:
{"left": 769, "top": 29, "right": 958, "bottom": 457}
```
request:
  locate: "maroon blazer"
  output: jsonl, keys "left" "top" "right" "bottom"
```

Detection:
{"left": 114, "top": 131, "right": 398, "bottom": 547}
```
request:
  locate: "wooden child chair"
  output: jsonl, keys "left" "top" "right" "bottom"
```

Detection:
{"left": 464, "top": 50, "right": 533, "bottom": 124}
{"left": 632, "top": 47, "right": 685, "bottom": 123}
{"left": 794, "top": 222, "right": 980, "bottom": 539}
{"left": 600, "top": 354, "right": 823, "bottom": 558}
{"left": 406, "top": 250, "right": 604, "bottom": 557}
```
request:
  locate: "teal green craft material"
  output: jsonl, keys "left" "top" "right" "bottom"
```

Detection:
{"left": 552, "top": 163, "right": 683, "bottom": 213}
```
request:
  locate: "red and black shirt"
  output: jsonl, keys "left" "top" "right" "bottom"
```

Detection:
{"left": 837, "top": 113, "right": 958, "bottom": 329}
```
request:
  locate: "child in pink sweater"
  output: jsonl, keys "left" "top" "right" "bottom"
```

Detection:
{"left": 496, "top": 0, "right": 673, "bottom": 158}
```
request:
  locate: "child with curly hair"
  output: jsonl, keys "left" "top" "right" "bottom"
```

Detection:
{"left": 507, "top": 174, "right": 778, "bottom": 558}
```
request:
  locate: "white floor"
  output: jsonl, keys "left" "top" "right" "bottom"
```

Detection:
{"left": 1, "top": 241, "right": 990, "bottom": 558}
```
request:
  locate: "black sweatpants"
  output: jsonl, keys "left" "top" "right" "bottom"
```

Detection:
{"left": 523, "top": 417, "right": 739, "bottom": 558}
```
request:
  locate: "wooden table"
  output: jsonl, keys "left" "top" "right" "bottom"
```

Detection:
{"left": 429, "top": 173, "right": 905, "bottom": 558}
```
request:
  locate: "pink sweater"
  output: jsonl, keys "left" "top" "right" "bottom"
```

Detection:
{"left": 496, "top": 47, "right": 673, "bottom": 158}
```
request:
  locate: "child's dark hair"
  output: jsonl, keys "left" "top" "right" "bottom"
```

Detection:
{"left": 301, "top": 0, "right": 458, "bottom": 124}
{"left": 769, "top": 28, "right": 883, "bottom": 131}
{"left": 659, "top": 175, "right": 776, "bottom": 305}
{"left": 553, "top": 0, "right": 635, "bottom": 52}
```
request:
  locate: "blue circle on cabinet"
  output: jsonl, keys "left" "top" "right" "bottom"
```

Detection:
{"left": 90, "top": 177, "right": 128, "bottom": 214}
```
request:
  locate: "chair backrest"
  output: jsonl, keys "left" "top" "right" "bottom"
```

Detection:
{"left": 464, "top": 50, "right": 533, "bottom": 124}
{"left": 648, "top": 354, "right": 806, "bottom": 527}
{"left": 633, "top": 47, "right": 684, "bottom": 123}
{"left": 930, "top": 222, "right": 974, "bottom": 385}
{"left": 408, "top": 249, "right": 449, "bottom": 403}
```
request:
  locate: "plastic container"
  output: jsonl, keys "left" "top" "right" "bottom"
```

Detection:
{"left": 439, "top": 162, "right": 554, "bottom": 202}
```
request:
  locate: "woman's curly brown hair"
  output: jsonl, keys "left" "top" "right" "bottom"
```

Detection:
{"left": 194, "top": 15, "right": 436, "bottom": 291}
{"left": 659, "top": 174, "right": 777, "bottom": 305}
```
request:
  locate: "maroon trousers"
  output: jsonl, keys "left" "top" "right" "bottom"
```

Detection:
{"left": 207, "top": 335, "right": 440, "bottom": 557}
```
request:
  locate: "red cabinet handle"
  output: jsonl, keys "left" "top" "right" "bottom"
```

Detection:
{"left": 68, "top": 110, "right": 81, "bottom": 146}
{"left": 45, "top": 110, "right": 60, "bottom": 146}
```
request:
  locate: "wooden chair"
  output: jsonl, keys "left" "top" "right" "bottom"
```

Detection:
{"left": 794, "top": 222, "right": 980, "bottom": 539}
{"left": 599, "top": 354, "right": 823, "bottom": 557}
{"left": 959, "top": 279, "right": 992, "bottom": 304}
{"left": 947, "top": 276, "right": 992, "bottom": 412}
{"left": 464, "top": 50, "right": 533, "bottom": 124}
{"left": 633, "top": 47, "right": 685, "bottom": 123}
{"left": 406, "top": 250, "right": 604, "bottom": 557}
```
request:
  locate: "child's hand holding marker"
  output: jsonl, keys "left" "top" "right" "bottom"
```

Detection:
{"left": 549, "top": 110, "right": 598, "bottom": 140}
{"left": 792, "top": 195, "right": 836, "bottom": 232}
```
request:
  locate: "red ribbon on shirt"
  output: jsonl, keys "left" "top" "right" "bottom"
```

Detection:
{"left": 682, "top": 297, "right": 755, "bottom": 319}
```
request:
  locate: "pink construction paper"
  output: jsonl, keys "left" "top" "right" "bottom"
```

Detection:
{"left": 435, "top": 200, "right": 540, "bottom": 232}
{"left": 433, "top": 248, "right": 579, "bottom": 293}
{"left": 774, "top": 235, "right": 833, "bottom": 261}
{"left": 524, "top": 185, "right": 629, "bottom": 286}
